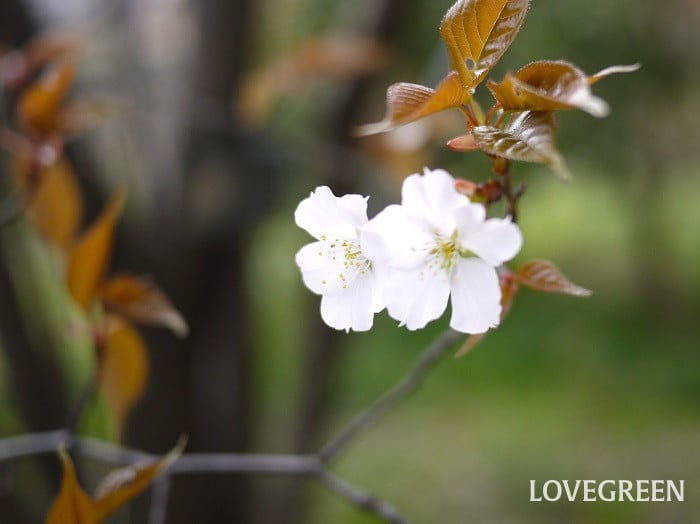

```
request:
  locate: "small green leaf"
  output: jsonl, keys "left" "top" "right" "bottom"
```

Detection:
{"left": 472, "top": 111, "right": 571, "bottom": 180}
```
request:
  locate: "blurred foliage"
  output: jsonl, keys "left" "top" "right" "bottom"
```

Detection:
{"left": 1, "top": 0, "right": 699, "bottom": 522}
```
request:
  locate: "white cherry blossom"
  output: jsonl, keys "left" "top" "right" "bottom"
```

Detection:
{"left": 294, "top": 186, "right": 383, "bottom": 332}
{"left": 361, "top": 168, "right": 522, "bottom": 334}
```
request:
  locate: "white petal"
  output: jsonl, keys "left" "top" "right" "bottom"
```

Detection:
{"left": 451, "top": 203, "right": 486, "bottom": 238}
{"left": 361, "top": 205, "right": 432, "bottom": 271}
{"left": 295, "top": 186, "right": 368, "bottom": 240}
{"left": 319, "top": 270, "right": 381, "bottom": 332}
{"left": 380, "top": 266, "right": 451, "bottom": 330}
{"left": 449, "top": 258, "right": 502, "bottom": 334}
{"left": 457, "top": 212, "right": 523, "bottom": 266}
{"left": 401, "top": 168, "right": 470, "bottom": 234}
{"left": 295, "top": 241, "right": 346, "bottom": 294}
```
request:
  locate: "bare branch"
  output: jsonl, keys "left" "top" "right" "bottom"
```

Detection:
{"left": 0, "top": 431, "right": 407, "bottom": 522}
{"left": 0, "top": 429, "right": 68, "bottom": 461}
{"left": 319, "top": 328, "right": 462, "bottom": 463}
{"left": 315, "top": 469, "right": 407, "bottom": 524}
{"left": 0, "top": 329, "right": 464, "bottom": 524}
{"left": 147, "top": 475, "right": 171, "bottom": 524}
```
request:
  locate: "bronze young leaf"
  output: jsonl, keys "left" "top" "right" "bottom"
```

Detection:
{"left": 515, "top": 260, "right": 592, "bottom": 296}
{"left": 471, "top": 110, "right": 571, "bottom": 180}
{"left": 67, "top": 189, "right": 126, "bottom": 310}
{"left": 440, "top": 0, "right": 531, "bottom": 90}
{"left": 45, "top": 438, "right": 185, "bottom": 524}
{"left": 99, "top": 315, "right": 150, "bottom": 433}
{"left": 45, "top": 448, "right": 94, "bottom": 524}
{"left": 100, "top": 273, "right": 189, "bottom": 337}
{"left": 488, "top": 60, "right": 640, "bottom": 117}
{"left": 354, "top": 72, "right": 467, "bottom": 136}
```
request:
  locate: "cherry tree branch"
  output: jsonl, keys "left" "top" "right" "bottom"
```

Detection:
{"left": 319, "top": 328, "right": 462, "bottom": 463}
{"left": 0, "top": 328, "right": 463, "bottom": 524}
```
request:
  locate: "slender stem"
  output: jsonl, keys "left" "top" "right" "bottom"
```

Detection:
{"left": 483, "top": 104, "right": 501, "bottom": 126}
{"left": 0, "top": 430, "right": 69, "bottom": 462}
{"left": 0, "top": 431, "right": 407, "bottom": 523}
{"left": 495, "top": 159, "right": 519, "bottom": 223}
{"left": 459, "top": 103, "right": 479, "bottom": 129}
{"left": 319, "top": 328, "right": 462, "bottom": 464}
{"left": 65, "top": 374, "right": 98, "bottom": 435}
{"left": 0, "top": 329, "right": 465, "bottom": 524}
{"left": 315, "top": 469, "right": 407, "bottom": 524}
{"left": 148, "top": 475, "right": 171, "bottom": 524}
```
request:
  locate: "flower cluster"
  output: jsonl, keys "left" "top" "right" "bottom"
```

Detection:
{"left": 294, "top": 168, "right": 522, "bottom": 334}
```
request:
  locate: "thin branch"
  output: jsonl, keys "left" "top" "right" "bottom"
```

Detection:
{"left": 0, "top": 430, "right": 317, "bottom": 474}
{"left": 0, "top": 329, "right": 464, "bottom": 524}
{"left": 319, "top": 328, "right": 462, "bottom": 464}
{"left": 315, "top": 469, "right": 407, "bottom": 524}
{"left": 172, "top": 453, "right": 319, "bottom": 475}
{"left": 65, "top": 374, "right": 98, "bottom": 435}
{"left": 0, "top": 431, "right": 407, "bottom": 523}
{"left": 0, "top": 430, "right": 68, "bottom": 461}
{"left": 148, "top": 475, "right": 171, "bottom": 524}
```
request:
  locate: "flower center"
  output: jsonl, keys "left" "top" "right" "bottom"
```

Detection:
{"left": 426, "top": 230, "right": 477, "bottom": 277}
{"left": 428, "top": 230, "right": 459, "bottom": 274}
{"left": 321, "top": 236, "right": 371, "bottom": 289}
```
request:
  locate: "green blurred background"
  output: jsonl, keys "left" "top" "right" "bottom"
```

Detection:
{"left": 1, "top": 0, "right": 699, "bottom": 523}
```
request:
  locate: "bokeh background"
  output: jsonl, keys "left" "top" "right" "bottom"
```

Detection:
{"left": 1, "top": 0, "right": 699, "bottom": 523}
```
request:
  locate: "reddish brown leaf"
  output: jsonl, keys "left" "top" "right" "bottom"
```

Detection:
{"left": 99, "top": 316, "right": 149, "bottom": 432}
{"left": 100, "top": 274, "right": 188, "bottom": 337}
{"left": 440, "top": 0, "right": 531, "bottom": 89}
{"left": 29, "top": 157, "right": 84, "bottom": 249}
{"left": 354, "top": 71, "right": 468, "bottom": 136}
{"left": 67, "top": 189, "right": 126, "bottom": 310}
{"left": 293, "top": 37, "right": 390, "bottom": 80}
{"left": 488, "top": 61, "right": 638, "bottom": 117}
{"left": 471, "top": 110, "right": 571, "bottom": 180}
{"left": 45, "top": 448, "right": 94, "bottom": 524}
{"left": 236, "top": 37, "right": 389, "bottom": 124}
{"left": 515, "top": 259, "right": 592, "bottom": 296}
{"left": 45, "top": 437, "right": 185, "bottom": 524}
{"left": 21, "top": 32, "right": 82, "bottom": 78}
{"left": 92, "top": 436, "right": 186, "bottom": 522}
{"left": 18, "top": 59, "right": 78, "bottom": 136}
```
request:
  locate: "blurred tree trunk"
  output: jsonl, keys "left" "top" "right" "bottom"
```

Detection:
{"left": 120, "top": 0, "right": 265, "bottom": 523}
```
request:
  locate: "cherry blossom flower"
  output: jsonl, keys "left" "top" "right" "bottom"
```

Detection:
{"left": 361, "top": 168, "right": 522, "bottom": 334}
{"left": 294, "top": 186, "right": 383, "bottom": 332}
